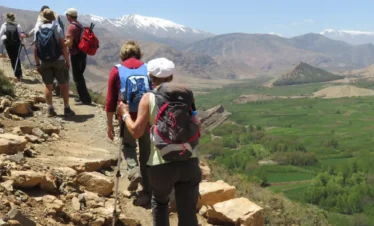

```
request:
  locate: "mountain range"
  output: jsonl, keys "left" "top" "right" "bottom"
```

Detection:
{"left": 2, "top": 6, "right": 374, "bottom": 93}
{"left": 321, "top": 29, "right": 374, "bottom": 45}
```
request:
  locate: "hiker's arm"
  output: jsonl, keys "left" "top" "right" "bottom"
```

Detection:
{"left": 59, "top": 38, "right": 69, "bottom": 65}
{"left": 0, "top": 25, "right": 5, "bottom": 38}
{"left": 33, "top": 45, "right": 41, "bottom": 73}
{"left": 118, "top": 93, "right": 150, "bottom": 139}
{"left": 105, "top": 67, "right": 120, "bottom": 140}
{"left": 64, "top": 24, "right": 73, "bottom": 47}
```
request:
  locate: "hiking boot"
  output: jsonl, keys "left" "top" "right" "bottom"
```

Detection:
{"left": 48, "top": 108, "right": 57, "bottom": 117}
{"left": 127, "top": 172, "right": 142, "bottom": 192}
{"left": 74, "top": 98, "right": 92, "bottom": 105}
{"left": 64, "top": 107, "right": 75, "bottom": 116}
{"left": 134, "top": 191, "right": 151, "bottom": 206}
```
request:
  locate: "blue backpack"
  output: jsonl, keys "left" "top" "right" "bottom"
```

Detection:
{"left": 36, "top": 25, "right": 61, "bottom": 62}
{"left": 116, "top": 64, "right": 152, "bottom": 112}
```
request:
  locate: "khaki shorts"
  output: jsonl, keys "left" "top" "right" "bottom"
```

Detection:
{"left": 41, "top": 60, "right": 69, "bottom": 85}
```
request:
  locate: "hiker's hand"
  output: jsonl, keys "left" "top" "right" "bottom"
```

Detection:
{"left": 65, "top": 61, "right": 70, "bottom": 70}
{"left": 107, "top": 124, "right": 115, "bottom": 140}
{"left": 36, "top": 65, "right": 41, "bottom": 74}
{"left": 117, "top": 103, "right": 129, "bottom": 118}
{"left": 20, "top": 33, "right": 27, "bottom": 39}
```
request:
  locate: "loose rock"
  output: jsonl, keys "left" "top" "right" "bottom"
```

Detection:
{"left": 40, "top": 172, "right": 59, "bottom": 193}
{"left": 76, "top": 172, "right": 114, "bottom": 196}
{"left": 197, "top": 180, "right": 236, "bottom": 210}
{"left": 5, "top": 207, "right": 36, "bottom": 226}
{"left": 206, "top": 197, "right": 265, "bottom": 226}
{"left": 9, "top": 101, "right": 32, "bottom": 116}
{"left": 10, "top": 170, "right": 44, "bottom": 188}
{"left": 0, "top": 134, "right": 28, "bottom": 155}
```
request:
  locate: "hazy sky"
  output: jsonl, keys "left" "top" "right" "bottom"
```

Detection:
{"left": 1, "top": 0, "right": 374, "bottom": 37}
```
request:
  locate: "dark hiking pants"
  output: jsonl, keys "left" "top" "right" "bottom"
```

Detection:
{"left": 70, "top": 51, "right": 91, "bottom": 103}
{"left": 148, "top": 158, "right": 202, "bottom": 226}
{"left": 5, "top": 43, "right": 22, "bottom": 78}
{"left": 122, "top": 125, "right": 151, "bottom": 193}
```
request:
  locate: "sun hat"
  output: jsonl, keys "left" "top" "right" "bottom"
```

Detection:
{"left": 147, "top": 58, "right": 175, "bottom": 78}
{"left": 65, "top": 8, "right": 78, "bottom": 17}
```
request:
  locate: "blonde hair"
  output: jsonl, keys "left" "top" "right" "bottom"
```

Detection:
{"left": 120, "top": 41, "right": 142, "bottom": 61}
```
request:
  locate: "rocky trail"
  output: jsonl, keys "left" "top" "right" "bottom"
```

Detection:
{"left": 0, "top": 57, "right": 264, "bottom": 226}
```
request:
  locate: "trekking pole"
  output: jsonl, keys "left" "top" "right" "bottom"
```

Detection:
{"left": 112, "top": 102, "right": 126, "bottom": 226}
{"left": 22, "top": 44, "right": 36, "bottom": 67}
{"left": 13, "top": 43, "right": 23, "bottom": 76}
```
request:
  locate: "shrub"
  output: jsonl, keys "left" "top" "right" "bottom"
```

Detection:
{"left": 0, "top": 69, "right": 14, "bottom": 96}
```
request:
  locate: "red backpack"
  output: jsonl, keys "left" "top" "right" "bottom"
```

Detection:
{"left": 72, "top": 22, "right": 99, "bottom": 56}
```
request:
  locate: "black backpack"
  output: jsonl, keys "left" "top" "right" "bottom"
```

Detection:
{"left": 4, "top": 23, "right": 20, "bottom": 46}
{"left": 36, "top": 25, "right": 61, "bottom": 62}
{"left": 151, "top": 83, "right": 200, "bottom": 162}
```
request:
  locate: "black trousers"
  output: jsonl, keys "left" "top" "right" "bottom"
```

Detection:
{"left": 148, "top": 158, "right": 201, "bottom": 226}
{"left": 5, "top": 43, "right": 22, "bottom": 78}
{"left": 70, "top": 51, "right": 91, "bottom": 103}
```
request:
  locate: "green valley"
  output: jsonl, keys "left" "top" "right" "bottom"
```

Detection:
{"left": 196, "top": 79, "right": 374, "bottom": 225}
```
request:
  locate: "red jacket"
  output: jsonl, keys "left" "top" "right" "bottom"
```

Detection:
{"left": 105, "top": 58, "right": 144, "bottom": 120}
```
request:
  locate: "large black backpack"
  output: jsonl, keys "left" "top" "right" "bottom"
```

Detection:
{"left": 4, "top": 23, "right": 20, "bottom": 46}
{"left": 36, "top": 25, "right": 61, "bottom": 62}
{"left": 151, "top": 83, "right": 200, "bottom": 162}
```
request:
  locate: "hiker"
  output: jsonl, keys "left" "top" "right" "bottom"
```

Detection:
{"left": 65, "top": 8, "right": 92, "bottom": 105}
{"left": 28, "top": 5, "right": 65, "bottom": 97}
{"left": 28, "top": 5, "right": 65, "bottom": 39}
{"left": 116, "top": 58, "right": 202, "bottom": 226}
{"left": 0, "top": 13, "right": 26, "bottom": 81}
{"left": 33, "top": 9, "right": 75, "bottom": 117}
{"left": 106, "top": 41, "right": 152, "bottom": 206}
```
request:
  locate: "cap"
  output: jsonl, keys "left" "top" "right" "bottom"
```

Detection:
{"left": 41, "top": 9, "right": 56, "bottom": 22}
{"left": 40, "top": 5, "right": 49, "bottom": 12}
{"left": 147, "top": 58, "right": 175, "bottom": 78}
{"left": 65, "top": 8, "right": 78, "bottom": 17}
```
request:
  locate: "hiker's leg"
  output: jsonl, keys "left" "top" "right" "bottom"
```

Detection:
{"left": 14, "top": 44, "right": 22, "bottom": 78}
{"left": 71, "top": 52, "right": 91, "bottom": 103}
{"left": 122, "top": 125, "right": 139, "bottom": 169}
{"left": 138, "top": 127, "right": 151, "bottom": 194}
{"left": 5, "top": 44, "right": 19, "bottom": 77}
{"left": 40, "top": 62, "right": 54, "bottom": 106}
{"left": 174, "top": 158, "right": 201, "bottom": 226}
{"left": 148, "top": 163, "right": 176, "bottom": 226}
{"left": 54, "top": 60, "right": 69, "bottom": 106}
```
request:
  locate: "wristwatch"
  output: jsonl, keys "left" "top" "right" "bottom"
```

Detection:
{"left": 122, "top": 113, "right": 130, "bottom": 122}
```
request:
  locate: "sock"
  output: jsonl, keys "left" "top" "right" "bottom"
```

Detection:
{"left": 48, "top": 105, "right": 54, "bottom": 110}
{"left": 64, "top": 104, "right": 70, "bottom": 109}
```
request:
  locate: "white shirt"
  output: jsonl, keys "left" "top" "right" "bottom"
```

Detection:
{"left": 0, "top": 23, "right": 23, "bottom": 41}
{"left": 29, "top": 14, "right": 64, "bottom": 38}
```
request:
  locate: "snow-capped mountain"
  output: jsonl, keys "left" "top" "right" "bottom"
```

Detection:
{"left": 79, "top": 14, "right": 214, "bottom": 46}
{"left": 321, "top": 29, "right": 374, "bottom": 45}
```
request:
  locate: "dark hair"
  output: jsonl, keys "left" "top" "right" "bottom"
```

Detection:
{"left": 150, "top": 75, "right": 173, "bottom": 85}
{"left": 40, "top": 5, "right": 49, "bottom": 12}
{"left": 70, "top": 15, "right": 78, "bottom": 20}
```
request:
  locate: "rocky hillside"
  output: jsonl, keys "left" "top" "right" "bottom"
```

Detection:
{"left": 0, "top": 57, "right": 264, "bottom": 225}
{"left": 273, "top": 62, "right": 343, "bottom": 86}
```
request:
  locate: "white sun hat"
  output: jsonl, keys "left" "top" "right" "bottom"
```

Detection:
{"left": 147, "top": 58, "right": 175, "bottom": 78}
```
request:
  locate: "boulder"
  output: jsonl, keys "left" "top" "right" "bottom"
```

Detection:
{"left": 71, "top": 197, "right": 81, "bottom": 211}
{"left": 31, "top": 128, "right": 45, "bottom": 138}
{"left": 206, "top": 198, "right": 265, "bottom": 226}
{"left": 24, "top": 135, "right": 39, "bottom": 143}
{"left": 19, "top": 126, "right": 34, "bottom": 135}
{"left": 72, "top": 158, "right": 116, "bottom": 173}
{"left": 118, "top": 214, "right": 141, "bottom": 226}
{"left": 12, "top": 127, "right": 23, "bottom": 136}
{"left": 3, "top": 107, "right": 10, "bottom": 118}
{"left": 0, "top": 180, "right": 14, "bottom": 192}
{"left": 77, "top": 172, "right": 114, "bottom": 196}
{"left": 52, "top": 167, "right": 77, "bottom": 177}
{"left": 10, "top": 171, "right": 44, "bottom": 188}
{"left": 199, "top": 161, "right": 211, "bottom": 181}
{"left": 0, "top": 134, "right": 28, "bottom": 155}
{"left": 6, "top": 152, "right": 25, "bottom": 164}
{"left": 41, "top": 126, "right": 60, "bottom": 135}
{"left": 0, "top": 98, "right": 12, "bottom": 109}
{"left": 40, "top": 172, "right": 59, "bottom": 193}
{"left": 5, "top": 207, "right": 36, "bottom": 226}
{"left": 9, "top": 101, "right": 32, "bottom": 116}
{"left": 42, "top": 195, "right": 65, "bottom": 212}
{"left": 197, "top": 180, "right": 236, "bottom": 210}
